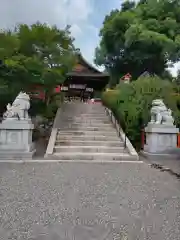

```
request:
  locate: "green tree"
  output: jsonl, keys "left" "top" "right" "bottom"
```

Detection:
{"left": 121, "top": 0, "right": 136, "bottom": 11}
{"left": 0, "top": 23, "right": 77, "bottom": 115}
{"left": 176, "top": 69, "right": 180, "bottom": 85}
{"left": 95, "top": 0, "right": 180, "bottom": 86}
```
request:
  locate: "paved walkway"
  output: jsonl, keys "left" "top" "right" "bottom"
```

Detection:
{"left": 0, "top": 161, "right": 180, "bottom": 239}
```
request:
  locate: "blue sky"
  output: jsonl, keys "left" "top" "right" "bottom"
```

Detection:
{"left": 69, "top": 0, "right": 120, "bottom": 68}
{"left": 0, "top": 0, "right": 179, "bottom": 75}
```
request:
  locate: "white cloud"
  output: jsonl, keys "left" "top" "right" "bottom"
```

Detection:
{"left": 1, "top": 0, "right": 103, "bottom": 70}
{"left": 0, "top": 0, "right": 93, "bottom": 29}
{"left": 0, "top": 0, "right": 98, "bottom": 66}
{"left": 70, "top": 24, "right": 82, "bottom": 38}
{"left": 0, "top": 1, "right": 93, "bottom": 42}
{"left": 168, "top": 62, "right": 180, "bottom": 77}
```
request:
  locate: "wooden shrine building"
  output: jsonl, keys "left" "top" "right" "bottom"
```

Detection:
{"left": 61, "top": 52, "right": 109, "bottom": 100}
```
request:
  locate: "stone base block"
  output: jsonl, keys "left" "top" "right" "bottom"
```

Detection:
{"left": 141, "top": 150, "right": 175, "bottom": 158}
{"left": 0, "top": 119, "right": 35, "bottom": 160}
{"left": 144, "top": 123, "right": 179, "bottom": 154}
{"left": 141, "top": 147, "right": 180, "bottom": 159}
{"left": 0, "top": 149, "right": 36, "bottom": 160}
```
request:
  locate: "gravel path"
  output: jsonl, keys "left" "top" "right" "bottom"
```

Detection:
{"left": 0, "top": 162, "right": 180, "bottom": 240}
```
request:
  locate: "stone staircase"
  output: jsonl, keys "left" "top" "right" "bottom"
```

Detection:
{"left": 45, "top": 102, "right": 139, "bottom": 161}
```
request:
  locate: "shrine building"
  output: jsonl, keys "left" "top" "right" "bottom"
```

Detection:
{"left": 29, "top": 51, "right": 109, "bottom": 101}
{"left": 61, "top": 52, "right": 109, "bottom": 99}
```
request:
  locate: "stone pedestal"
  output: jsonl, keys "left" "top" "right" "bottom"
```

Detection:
{"left": 0, "top": 119, "right": 35, "bottom": 160}
{"left": 143, "top": 123, "right": 179, "bottom": 155}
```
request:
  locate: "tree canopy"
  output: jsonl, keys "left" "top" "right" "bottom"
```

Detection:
{"left": 0, "top": 23, "right": 77, "bottom": 113}
{"left": 95, "top": 0, "right": 180, "bottom": 85}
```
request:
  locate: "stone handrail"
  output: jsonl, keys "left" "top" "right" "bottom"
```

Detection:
{"left": 104, "top": 107, "right": 139, "bottom": 160}
{"left": 45, "top": 107, "right": 62, "bottom": 157}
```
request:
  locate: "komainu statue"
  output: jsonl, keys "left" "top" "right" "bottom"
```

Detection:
{"left": 150, "top": 99, "right": 174, "bottom": 125}
{"left": 3, "top": 91, "right": 31, "bottom": 120}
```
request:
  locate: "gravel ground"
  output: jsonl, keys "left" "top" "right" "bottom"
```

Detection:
{"left": 0, "top": 162, "right": 180, "bottom": 240}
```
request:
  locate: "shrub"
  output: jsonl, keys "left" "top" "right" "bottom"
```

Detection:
{"left": 29, "top": 99, "right": 47, "bottom": 117}
{"left": 102, "top": 76, "right": 180, "bottom": 150}
{"left": 101, "top": 90, "right": 119, "bottom": 111}
{"left": 43, "top": 102, "right": 59, "bottom": 121}
{"left": 53, "top": 92, "right": 65, "bottom": 107}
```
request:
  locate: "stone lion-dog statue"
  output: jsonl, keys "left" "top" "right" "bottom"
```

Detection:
{"left": 150, "top": 99, "right": 174, "bottom": 125}
{"left": 3, "top": 91, "right": 30, "bottom": 120}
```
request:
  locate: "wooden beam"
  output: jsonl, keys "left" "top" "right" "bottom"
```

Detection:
{"left": 67, "top": 72, "right": 109, "bottom": 77}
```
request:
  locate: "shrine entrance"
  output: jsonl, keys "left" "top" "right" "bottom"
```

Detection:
{"left": 61, "top": 51, "right": 109, "bottom": 100}
{"left": 62, "top": 83, "right": 94, "bottom": 102}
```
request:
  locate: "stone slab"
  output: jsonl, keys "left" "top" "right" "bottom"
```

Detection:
{"left": 0, "top": 119, "right": 35, "bottom": 160}
{"left": 145, "top": 123, "right": 179, "bottom": 134}
{"left": 60, "top": 123, "right": 113, "bottom": 128}
{"left": 57, "top": 130, "right": 117, "bottom": 136}
{"left": 141, "top": 150, "right": 177, "bottom": 158}
{"left": 58, "top": 127, "right": 116, "bottom": 131}
{"left": 56, "top": 135, "right": 120, "bottom": 141}
{"left": 55, "top": 140, "right": 124, "bottom": 147}
{"left": 0, "top": 149, "right": 36, "bottom": 160}
{"left": 50, "top": 152, "right": 138, "bottom": 161}
{"left": 0, "top": 120, "right": 34, "bottom": 129}
{"left": 141, "top": 148, "right": 180, "bottom": 157}
{"left": 144, "top": 123, "right": 179, "bottom": 153}
{"left": 54, "top": 145, "right": 125, "bottom": 153}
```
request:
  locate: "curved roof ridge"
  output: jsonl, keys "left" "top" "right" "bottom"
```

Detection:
{"left": 76, "top": 50, "right": 101, "bottom": 73}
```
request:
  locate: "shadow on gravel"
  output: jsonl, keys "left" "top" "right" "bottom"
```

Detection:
{"left": 150, "top": 163, "right": 180, "bottom": 180}
{"left": 33, "top": 137, "right": 48, "bottom": 159}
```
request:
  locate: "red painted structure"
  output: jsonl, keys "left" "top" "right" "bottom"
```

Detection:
{"left": 29, "top": 85, "right": 45, "bottom": 101}
{"left": 177, "top": 133, "right": 180, "bottom": 148}
{"left": 120, "top": 73, "right": 132, "bottom": 83}
{"left": 54, "top": 85, "right": 61, "bottom": 93}
{"left": 29, "top": 84, "right": 61, "bottom": 101}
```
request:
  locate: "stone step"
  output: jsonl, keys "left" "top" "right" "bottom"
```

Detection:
{"left": 61, "top": 110, "right": 105, "bottom": 113}
{"left": 61, "top": 109, "right": 105, "bottom": 111}
{"left": 54, "top": 145, "right": 125, "bottom": 153}
{"left": 80, "top": 113, "right": 107, "bottom": 115}
{"left": 63, "top": 116, "right": 107, "bottom": 119}
{"left": 60, "top": 116, "right": 109, "bottom": 120}
{"left": 59, "top": 123, "right": 113, "bottom": 127}
{"left": 61, "top": 111, "right": 106, "bottom": 114}
{"left": 62, "top": 112, "right": 107, "bottom": 115}
{"left": 58, "top": 127, "right": 116, "bottom": 132}
{"left": 58, "top": 125, "right": 115, "bottom": 130}
{"left": 64, "top": 112, "right": 106, "bottom": 115}
{"left": 57, "top": 130, "right": 117, "bottom": 137}
{"left": 55, "top": 140, "right": 124, "bottom": 147}
{"left": 59, "top": 120, "right": 111, "bottom": 124}
{"left": 60, "top": 117, "right": 109, "bottom": 121}
{"left": 52, "top": 152, "right": 134, "bottom": 161}
{"left": 56, "top": 135, "right": 120, "bottom": 141}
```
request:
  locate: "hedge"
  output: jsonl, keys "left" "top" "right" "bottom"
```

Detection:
{"left": 102, "top": 76, "right": 180, "bottom": 150}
